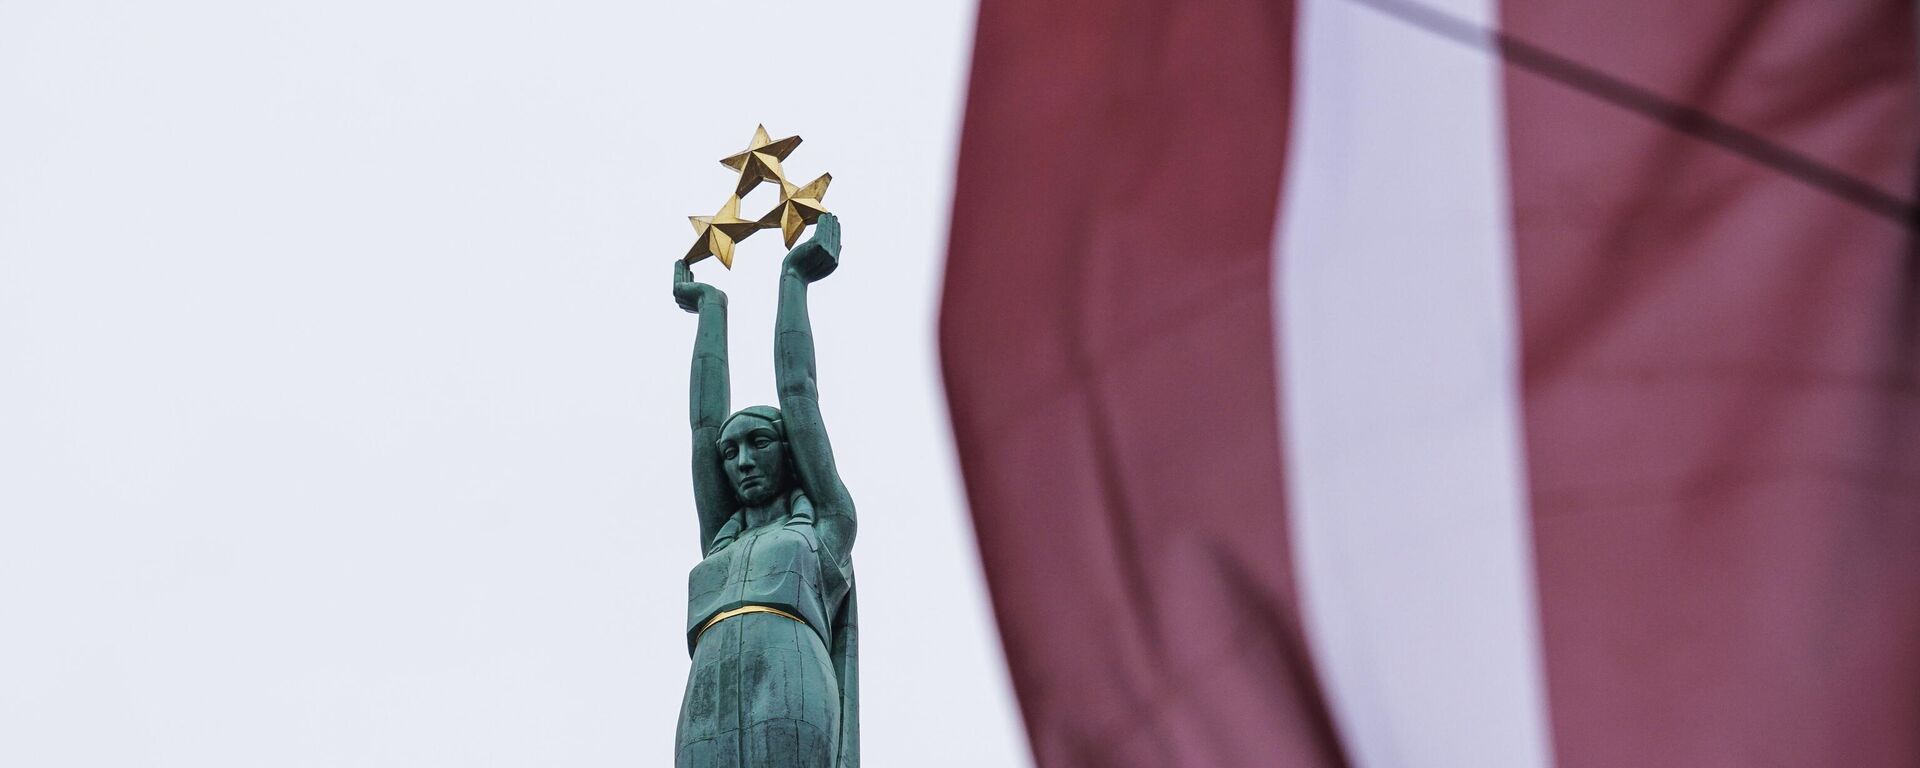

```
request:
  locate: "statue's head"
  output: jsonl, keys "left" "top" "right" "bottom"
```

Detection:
{"left": 718, "top": 405, "right": 792, "bottom": 506}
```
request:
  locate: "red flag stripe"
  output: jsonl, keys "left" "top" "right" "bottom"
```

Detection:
{"left": 1501, "top": 1, "right": 1920, "bottom": 765}
{"left": 941, "top": 0, "right": 1347, "bottom": 765}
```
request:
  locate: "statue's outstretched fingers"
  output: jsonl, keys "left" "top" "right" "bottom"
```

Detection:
{"left": 819, "top": 214, "right": 840, "bottom": 248}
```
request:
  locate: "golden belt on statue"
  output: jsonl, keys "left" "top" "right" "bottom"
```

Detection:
{"left": 697, "top": 605, "right": 807, "bottom": 643}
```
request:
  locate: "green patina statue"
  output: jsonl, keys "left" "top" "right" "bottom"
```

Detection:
{"left": 671, "top": 213, "right": 859, "bottom": 768}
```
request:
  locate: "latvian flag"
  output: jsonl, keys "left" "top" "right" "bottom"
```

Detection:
{"left": 939, "top": 0, "right": 1920, "bottom": 765}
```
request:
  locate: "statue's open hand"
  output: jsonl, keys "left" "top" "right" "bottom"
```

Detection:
{"left": 673, "top": 260, "right": 724, "bottom": 313}
{"left": 783, "top": 213, "right": 840, "bottom": 284}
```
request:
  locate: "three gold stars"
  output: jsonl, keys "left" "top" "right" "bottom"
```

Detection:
{"left": 681, "top": 124, "right": 833, "bottom": 269}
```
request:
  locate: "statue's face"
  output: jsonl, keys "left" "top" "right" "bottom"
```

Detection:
{"left": 719, "top": 415, "right": 791, "bottom": 506}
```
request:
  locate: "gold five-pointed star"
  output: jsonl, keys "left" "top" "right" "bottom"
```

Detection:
{"left": 758, "top": 173, "right": 832, "bottom": 248}
{"left": 684, "top": 196, "right": 766, "bottom": 268}
{"left": 719, "top": 124, "right": 803, "bottom": 197}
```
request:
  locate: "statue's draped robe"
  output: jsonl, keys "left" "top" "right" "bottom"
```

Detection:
{"left": 678, "top": 491, "right": 858, "bottom": 767}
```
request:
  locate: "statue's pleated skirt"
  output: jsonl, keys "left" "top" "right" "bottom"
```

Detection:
{"left": 677, "top": 613, "right": 840, "bottom": 768}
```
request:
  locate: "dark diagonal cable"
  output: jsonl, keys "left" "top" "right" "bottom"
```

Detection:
{"left": 1344, "top": 0, "right": 1920, "bottom": 228}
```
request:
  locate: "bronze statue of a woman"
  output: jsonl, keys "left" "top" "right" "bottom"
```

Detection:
{"left": 671, "top": 213, "right": 858, "bottom": 768}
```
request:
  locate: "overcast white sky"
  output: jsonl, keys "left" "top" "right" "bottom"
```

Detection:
{"left": 0, "top": 1, "right": 1030, "bottom": 764}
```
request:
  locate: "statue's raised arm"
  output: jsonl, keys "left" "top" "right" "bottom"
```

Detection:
{"left": 673, "top": 260, "right": 736, "bottom": 552}
{"left": 774, "top": 213, "right": 855, "bottom": 561}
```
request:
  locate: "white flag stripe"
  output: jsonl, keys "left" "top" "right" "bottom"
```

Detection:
{"left": 1273, "top": 0, "right": 1555, "bottom": 765}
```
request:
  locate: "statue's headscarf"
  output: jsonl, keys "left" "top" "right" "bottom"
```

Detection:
{"left": 718, "top": 404, "right": 785, "bottom": 438}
